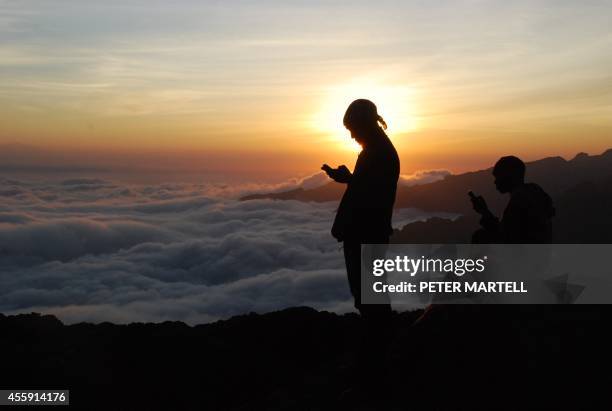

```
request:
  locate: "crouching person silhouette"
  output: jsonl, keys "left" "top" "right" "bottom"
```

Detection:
{"left": 462, "top": 156, "right": 556, "bottom": 343}
{"left": 470, "top": 156, "right": 555, "bottom": 244}
{"left": 322, "top": 99, "right": 399, "bottom": 392}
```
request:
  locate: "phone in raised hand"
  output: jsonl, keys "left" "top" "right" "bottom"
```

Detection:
{"left": 468, "top": 190, "right": 489, "bottom": 215}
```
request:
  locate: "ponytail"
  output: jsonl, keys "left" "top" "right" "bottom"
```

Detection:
{"left": 344, "top": 99, "right": 388, "bottom": 131}
{"left": 377, "top": 114, "right": 387, "bottom": 130}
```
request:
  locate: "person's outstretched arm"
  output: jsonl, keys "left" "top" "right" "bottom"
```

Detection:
{"left": 322, "top": 164, "right": 352, "bottom": 184}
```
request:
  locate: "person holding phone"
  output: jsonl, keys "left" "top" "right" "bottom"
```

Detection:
{"left": 322, "top": 99, "right": 399, "bottom": 315}
{"left": 322, "top": 99, "right": 399, "bottom": 384}
{"left": 468, "top": 156, "right": 555, "bottom": 244}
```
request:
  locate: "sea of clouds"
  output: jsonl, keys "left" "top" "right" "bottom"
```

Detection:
{"left": 0, "top": 171, "right": 450, "bottom": 324}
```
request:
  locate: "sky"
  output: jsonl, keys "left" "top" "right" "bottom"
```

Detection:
{"left": 1, "top": 0, "right": 612, "bottom": 181}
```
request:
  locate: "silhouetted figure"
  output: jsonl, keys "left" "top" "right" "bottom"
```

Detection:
{"left": 416, "top": 158, "right": 556, "bottom": 325}
{"left": 323, "top": 99, "right": 399, "bottom": 315}
{"left": 460, "top": 158, "right": 558, "bottom": 345}
{"left": 470, "top": 156, "right": 555, "bottom": 244}
{"left": 322, "top": 99, "right": 399, "bottom": 392}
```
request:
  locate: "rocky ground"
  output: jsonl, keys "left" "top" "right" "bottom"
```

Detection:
{"left": 1, "top": 305, "right": 610, "bottom": 410}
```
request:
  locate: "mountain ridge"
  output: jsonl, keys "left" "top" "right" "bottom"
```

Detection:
{"left": 242, "top": 149, "right": 612, "bottom": 216}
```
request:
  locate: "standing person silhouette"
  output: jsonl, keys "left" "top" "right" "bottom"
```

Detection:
{"left": 322, "top": 99, "right": 399, "bottom": 387}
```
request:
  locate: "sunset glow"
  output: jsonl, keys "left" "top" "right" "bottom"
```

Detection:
{"left": 1, "top": 1, "right": 611, "bottom": 180}
{"left": 313, "top": 78, "right": 419, "bottom": 152}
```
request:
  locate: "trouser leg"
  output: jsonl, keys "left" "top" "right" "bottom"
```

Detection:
{"left": 360, "top": 242, "right": 392, "bottom": 319}
{"left": 343, "top": 239, "right": 394, "bottom": 385}
{"left": 343, "top": 240, "right": 392, "bottom": 317}
{"left": 343, "top": 240, "right": 363, "bottom": 312}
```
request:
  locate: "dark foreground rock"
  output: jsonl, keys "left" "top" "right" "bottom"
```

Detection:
{"left": 1, "top": 306, "right": 610, "bottom": 410}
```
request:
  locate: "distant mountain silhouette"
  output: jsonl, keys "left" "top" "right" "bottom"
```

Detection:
{"left": 553, "top": 176, "right": 612, "bottom": 243}
{"left": 242, "top": 149, "right": 612, "bottom": 215}
{"left": 1, "top": 307, "right": 609, "bottom": 410}
{"left": 242, "top": 180, "right": 346, "bottom": 203}
{"left": 391, "top": 215, "right": 480, "bottom": 243}
{"left": 244, "top": 149, "right": 612, "bottom": 243}
{"left": 392, "top": 158, "right": 612, "bottom": 244}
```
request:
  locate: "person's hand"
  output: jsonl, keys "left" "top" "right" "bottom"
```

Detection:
{"left": 322, "top": 164, "right": 352, "bottom": 183}
{"left": 334, "top": 165, "right": 351, "bottom": 182}
{"left": 469, "top": 192, "right": 489, "bottom": 215}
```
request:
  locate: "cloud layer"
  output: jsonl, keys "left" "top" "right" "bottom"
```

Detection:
{"left": 0, "top": 175, "right": 446, "bottom": 324}
{"left": 399, "top": 169, "right": 451, "bottom": 187}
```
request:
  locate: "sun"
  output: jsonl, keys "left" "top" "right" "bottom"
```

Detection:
{"left": 313, "top": 78, "right": 419, "bottom": 152}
